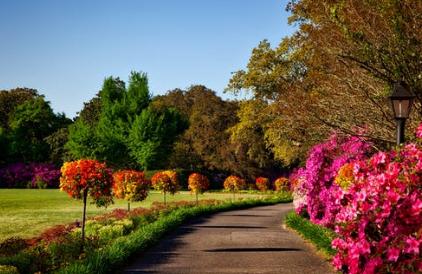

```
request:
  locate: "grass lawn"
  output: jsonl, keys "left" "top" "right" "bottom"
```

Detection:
{"left": 0, "top": 189, "right": 264, "bottom": 240}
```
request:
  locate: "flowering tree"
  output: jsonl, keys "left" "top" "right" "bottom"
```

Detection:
{"left": 113, "top": 170, "right": 150, "bottom": 211}
{"left": 291, "top": 133, "right": 372, "bottom": 227}
{"left": 274, "top": 177, "right": 289, "bottom": 192}
{"left": 331, "top": 131, "right": 422, "bottom": 273}
{"left": 60, "top": 159, "right": 113, "bottom": 249}
{"left": 151, "top": 170, "right": 179, "bottom": 205}
{"left": 255, "top": 177, "right": 270, "bottom": 192}
{"left": 224, "top": 175, "right": 246, "bottom": 200}
{"left": 188, "top": 173, "right": 209, "bottom": 205}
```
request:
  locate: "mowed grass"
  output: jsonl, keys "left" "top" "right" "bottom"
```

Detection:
{"left": 0, "top": 189, "right": 263, "bottom": 240}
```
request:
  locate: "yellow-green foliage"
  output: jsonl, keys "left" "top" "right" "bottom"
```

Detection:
{"left": 0, "top": 265, "right": 19, "bottom": 274}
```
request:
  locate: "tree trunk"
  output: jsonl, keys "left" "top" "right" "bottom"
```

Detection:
{"left": 128, "top": 202, "right": 131, "bottom": 212}
{"left": 81, "top": 189, "right": 88, "bottom": 253}
{"left": 164, "top": 191, "right": 167, "bottom": 205}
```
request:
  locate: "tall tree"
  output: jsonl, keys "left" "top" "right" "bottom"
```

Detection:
{"left": 8, "top": 97, "right": 70, "bottom": 162}
{"left": 66, "top": 71, "right": 184, "bottom": 170}
{"left": 228, "top": 0, "right": 422, "bottom": 163}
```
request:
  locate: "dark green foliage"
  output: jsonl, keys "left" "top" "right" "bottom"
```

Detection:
{"left": 0, "top": 88, "right": 39, "bottom": 130}
{"left": 285, "top": 211, "right": 336, "bottom": 257}
{"left": 44, "top": 128, "right": 70, "bottom": 164}
{"left": 0, "top": 237, "right": 28, "bottom": 257}
{"left": 66, "top": 71, "right": 185, "bottom": 169}
{"left": 7, "top": 97, "right": 71, "bottom": 163}
{"left": 0, "top": 88, "right": 71, "bottom": 165}
{"left": 125, "top": 71, "right": 151, "bottom": 118}
{"left": 65, "top": 120, "right": 99, "bottom": 160}
{"left": 128, "top": 107, "right": 187, "bottom": 169}
{"left": 77, "top": 96, "right": 101, "bottom": 127}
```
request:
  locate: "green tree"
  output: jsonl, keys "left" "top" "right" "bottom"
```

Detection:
{"left": 0, "top": 88, "right": 39, "bottom": 130}
{"left": 67, "top": 71, "right": 184, "bottom": 170}
{"left": 8, "top": 97, "right": 69, "bottom": 162}
{"left": 128, "top": 107, "right": 186, "bottom": 170}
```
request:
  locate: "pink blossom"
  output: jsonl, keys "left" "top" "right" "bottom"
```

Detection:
{"left": 405, "top": 237, "right": 420, "bottom": 255}
{"left": 416, "top": 122, "right": 422, "bottom": 139}
{"left": 387, "top": 247, "right": 401, "bottom": 262}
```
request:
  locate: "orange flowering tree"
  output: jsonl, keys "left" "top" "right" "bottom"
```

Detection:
{"left": 255, "top": 177, "right": 270, "bottom": 192}
{"left": 274, "top": 177, "right": 290, "bottom": 192}
{"left": 113, "top": 170, "right": 150, "bottom": 211}
{"left": 188, "top": 173, "right": 210, "bottom": 204}
{"left": 224, "top": 175, "right": 246, "bottom": 199}
{"left": 60, "top": 159, "right": 113, "bottom": 248}
{"left": 151, "top": 170, "right": 179, "bottom": 205}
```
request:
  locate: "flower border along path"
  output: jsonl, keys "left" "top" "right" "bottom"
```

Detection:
{"left": 58, "top": 196, "right": 291, "bottom": 274}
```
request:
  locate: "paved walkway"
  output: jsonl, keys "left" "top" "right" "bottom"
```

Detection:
{"left": 123, "top": 203, "right": 335, "bottom": 274}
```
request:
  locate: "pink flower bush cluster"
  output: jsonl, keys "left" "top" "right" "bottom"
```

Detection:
{"left": 332, "top": 142, "right": 422, "bottom": 273}
{"left": 291, "top": 133, "right": 372, "bottom": 227}
{"left": 292, "top": 124, "right": 422, "bottom": 273}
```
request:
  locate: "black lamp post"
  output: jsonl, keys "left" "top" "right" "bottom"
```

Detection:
{"left": 389, "top": 82, "right": 415, "bottom": 145}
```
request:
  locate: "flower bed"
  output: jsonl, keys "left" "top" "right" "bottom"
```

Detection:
{"left": 290, "top": 124, "right": 422, "bottom": 273}
{"left": 0, "top": 163, "right": 60, "bottom": 188}
{"left": 0, "top": 195, "right": 291, "bottom": 274}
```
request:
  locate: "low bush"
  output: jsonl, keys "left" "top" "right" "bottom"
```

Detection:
{"left": 0, "top": 237, "right": 28, "bottom": 257}
{"left": 273, "top": 177, "right": 289, "bottom": 192}
{"left": 0, "top": 163, "right": 60, "bottom": 188}
{"left": 0, "top": 265, "right": 19, "bottom": 274}
{"left": 285, "top": 211, "right": 336, "bottom": 257}
{"left": 290, "top": 132, "right": 372, "bottom": 227}
{"left": 255, "top": 177, "right": 270, "bottom": 192}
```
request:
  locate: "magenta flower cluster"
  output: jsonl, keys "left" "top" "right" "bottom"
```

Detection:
{"left": 0, "top": 162, "right": 60, "bottom": 188}
{"left": 332, "top": 142, "right": 422, "bottom": 273}
{"left": 291, "top": 133, "right": 372, "bottom": 227}
{"left": 292, "top": 124, "right": 422, "bottom": 273}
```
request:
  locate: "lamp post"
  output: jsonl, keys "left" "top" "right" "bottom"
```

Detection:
{"left": 389, "top": 82, "right": 415, "bottom": 145}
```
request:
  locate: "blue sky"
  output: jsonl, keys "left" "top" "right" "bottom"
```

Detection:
{"left": 0, "top": 0, "right": 295, "bottom": 118}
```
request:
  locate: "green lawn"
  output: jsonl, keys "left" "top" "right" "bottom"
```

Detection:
{"left": 0, "top": 189, "right": 264, "bottom": 240}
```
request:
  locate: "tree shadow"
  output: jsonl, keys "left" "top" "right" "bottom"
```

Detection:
{"left": 191, "top": 225, "right": 267, "bottom": 229}
{"left": 204, "top": 247, "right": 302, "bottom": 252}
{"left": 220, "top": 214, "right": 272, "bottom": 217}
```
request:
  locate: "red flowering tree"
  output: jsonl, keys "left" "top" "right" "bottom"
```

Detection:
{"left": 274, "top": 177, "right": 289, "bottom": 192}
{"left": 224, "top": 175, "right": 246, "bottom": 200}
{"left": 113, "top": 170, "right": 150, "bottom": 211}
{"left": 151, "top": 170, "right": 179, "bottom": 205}
{"left": 255, "top": 177, "right": 270, "bottom": 191}
{"left": 60, "top": 159, "right": 113, "bottom": 248}
{"left": 188, "top": 173, "right": 209, "bottom": 205}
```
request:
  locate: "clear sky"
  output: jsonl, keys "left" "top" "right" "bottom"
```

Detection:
{"left": 0, "top": 0, "right": 295, "bottom": 118}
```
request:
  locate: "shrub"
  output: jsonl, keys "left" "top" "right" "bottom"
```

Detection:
{"left": 151, "top": 171, "right": 179, "bottom": 205}
{"left": 331, "top": 143, "right": 422, "bottom": 274}
{"left": 274, "top": 177, "right": 289, "bottom": 192}
{"left": 188, "top": 173, "right": 209, "bottom": 204}
{"left": 223, "top": 175, "right": 246, "bottom": 198}
{"left": 0, "top": 265, "right": 19, "bottom": 274}
{"left": 0, "top": 237, "right": 28, "bottom": 257}
{"left": 290, "top": 132, "right": 372, "bottom": 227}
{"left": 113, "top": 170, "right": 150, "bottom": 211}
{"left": 0, "top": 162, "right": 60, "bottom": 188}
{"left": 255, "top": 177, "right": 270, "bottom": 191}
{"left": 30, "top": 163, "right": 61, "bottom": 188}
{"left": 60, "top": 159, "right": 113, "bottom": 249}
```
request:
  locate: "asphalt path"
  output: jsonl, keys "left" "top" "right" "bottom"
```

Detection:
{"left": 123, "top": 203, "right": 335, "bottom": 274}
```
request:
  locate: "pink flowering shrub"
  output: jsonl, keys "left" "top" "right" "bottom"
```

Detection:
{"left": 332, "top": 142, "right": 422, "bottom": 273}
{"left": 291, "top": 133, "right": 372, "bottom": 227}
